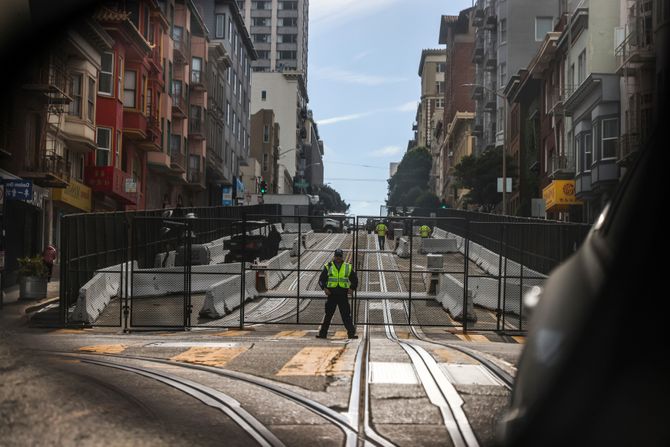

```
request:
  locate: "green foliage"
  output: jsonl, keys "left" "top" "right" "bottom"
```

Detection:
{"left": 387, "top": 147, "right": 433, "bottom": 207}
{"left": 453, "top": 149, "right": 516, "bottom": 213}
{"left": 416, "top": 191, "right": 440, "bottom": 209}
{"left": 18, "top": 256, "right": 48, "bottom": 278}
{"left": 315, "top": 184, "right": 350, "bottom": 213}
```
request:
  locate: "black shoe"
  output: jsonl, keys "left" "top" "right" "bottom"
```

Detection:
{"left": 316, "top": 334, "right": 327, "bottom": 339}
{"left": 347, "top": 334, "right": 359, "bottom": 339}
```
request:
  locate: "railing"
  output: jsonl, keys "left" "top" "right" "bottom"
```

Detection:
{"left": 187, "top": 170, "right": 205, "bottom": 187}
{"left": 170, "top": 147, "right": 186, "bottom": 171}
{"left": 619, "top": 133, "right": 640, "bottom": 163}
{"left": 41, "top": 151, "right": 71, "bottom": 182}
{"left": 189, "top": 116, "right": 205, "bottom": 135}
{"left": 191, "top": 69, "right": 203, "bottom": 86}
{"left": 549, "top": 153, "right": 576, "bottom": 177}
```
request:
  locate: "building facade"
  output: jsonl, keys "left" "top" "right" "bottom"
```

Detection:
{"left": 250, "top": 109, "right": 280, "bottom": 193}
{"left": 250, "top": 71, "right": 308, "bottom": 193}
{"left": 417, "top": 49, "right": 446, "bottom": 195}
{"left": 302, "top": 109, "right": 323, "bottom": 193}
{"left": 237, "top": 0, "right": 309, "bottom": 77}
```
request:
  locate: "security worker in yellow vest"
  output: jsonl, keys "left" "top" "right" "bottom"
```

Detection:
{"left": 375, "top": 221, "right": 388, "bottom": 250}
{"left": 316, "top": 248, "right": 358, "bottom": 339}
{"left": 419, "top": 224, "right": 432, "bottom": 238}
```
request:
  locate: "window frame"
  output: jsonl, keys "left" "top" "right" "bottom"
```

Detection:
{"left": 95, "top": 126, "right": 112, "bottom": 167}
{"left": 87, "top": 76, "right": 96, "bottom": 122}
{"left": 123, "top": 70, "right": 137, "bottom": 108}
{"left": 69, "top": 73, "right": 83, "bottom": 118}
{"left": 99, "top": 51, "right": 114, "bottom": 96}
{"left": 215, "top": 14, "right": 226, "bottom": 39}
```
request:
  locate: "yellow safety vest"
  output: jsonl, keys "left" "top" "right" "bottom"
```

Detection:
{"left": 375, "top": 224, "right": 388, "bottom": 237}
{"left": 419, "top": 225, "right": 431, "bottom": 238}
{"left": 325, "top": 261, "right": 352, "bottom": 288}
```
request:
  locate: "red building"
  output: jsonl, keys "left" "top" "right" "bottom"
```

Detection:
{"left": 88, "top": 2, "right": 168, "bottom": 211}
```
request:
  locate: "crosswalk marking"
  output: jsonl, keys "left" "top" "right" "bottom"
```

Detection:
{"left": 274, "top": 330, "right": 308, "bottom": 339}
{"left": 512, "top": 336, "right": 526, "bottom": 344}
{"left": 455, "top": 333, "right": 490, "bottom": 343}
{"left": 170, "top": 346, "right": 247, "bottom": 367}
{"left": 432, "top": 348, "right": 479, "bottom": 365}
{"left": 215, "top": 330, "right": 253, "bottom": 337}
{"left": 276, "top": 346, "right": 346, "bottom": 376}
{"left": 78, "top": 344, "right": 127, "bottom": 354}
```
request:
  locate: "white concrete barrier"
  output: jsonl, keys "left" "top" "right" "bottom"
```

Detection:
{"left": 436, "top": 274, "right": 476, "bottom": 322}
{"left": 130, "top": 264, "right": 243, "bottom": 297}
{"left": 200, "top": 270, "right": 258, "bottom": 318}
{"left": 262, "top": 250, "right": 294, "bottom": 290}
{"left": 432, "top": 227, "right": 448, "bottom": 239}
{"left": 419, "top": 238, "right": 458, "bottom": 254}
{"left": 71, "top": 261, "right": 137, "bottom": 324}
{"left": 396, "top": 237, "right": 410, "bottom": 258}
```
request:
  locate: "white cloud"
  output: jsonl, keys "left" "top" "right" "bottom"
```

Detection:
{"left": 310, "top": 0, "right": 402, "bottom": 30}
{"left": 394, "top": 101, "right": 419, "bottom": 112}
{"left": 317, "top": 112, "right": 371, "bottom": 126}
{"left": 313, "top": 67, "right": 406, "bottom": 86}
{"left": 370, "top": 146, "right": 403, "bottom": 158}
{"left": 353, "top": 51, "right": 371, "bottom": 62}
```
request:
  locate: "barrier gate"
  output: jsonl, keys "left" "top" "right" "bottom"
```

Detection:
{"left": 63, "top": 213, "right": 589, "bottom": 333}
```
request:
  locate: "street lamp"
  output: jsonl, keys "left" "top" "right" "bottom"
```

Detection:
{"left": 278, "top": 147, "right": 299, "bottom": 158}
{"left": 462, "top": 83, "right": 509, "bottom": 215}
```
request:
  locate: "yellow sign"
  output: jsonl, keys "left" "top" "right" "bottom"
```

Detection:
{"left": 543, "top": 180, "right": 582, "bottom": 211}
{"left": 51, "top": 179, "right": 92, "bottom": 212}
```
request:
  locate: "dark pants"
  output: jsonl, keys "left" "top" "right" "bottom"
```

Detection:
{"left": 43, "top": 261, "right": 53, "bottom": 282}
{"left": 318, "top": 293, "right": 356, "bottom": 336}
{"left": 378, "top": 235, "right": 385, "bottom": 250}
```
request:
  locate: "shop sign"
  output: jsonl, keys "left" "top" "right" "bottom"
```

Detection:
{"left": 222, "top": 185, "right": 233, "bottom": 206}
{"left": 4, "top": 180, "right": 33, "bottom": 201}
{"left": 51, "top": 179, "right": 92, "bottom": 212}
{"left": 543, "top": 180, "right": 582, "bottom": 211}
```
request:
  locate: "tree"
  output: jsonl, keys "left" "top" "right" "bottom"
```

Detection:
{"left": 416, "top": 191, "right": 440, "bottom": 209}
{"left": 453, "top": 149, "right": 515, "bottom": 213}
{"left": 315, "top": 184, "right": 349, "bottom": 213}
{"left": 387, "top": 147, "right": 432, "bottom": 207}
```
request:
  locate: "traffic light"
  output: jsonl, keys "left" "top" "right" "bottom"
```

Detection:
{"left": 259, "top": 180, "right": 268, "bottom": 195}
{"left": 440, "top": 200, "right": 448, "bottom": 209}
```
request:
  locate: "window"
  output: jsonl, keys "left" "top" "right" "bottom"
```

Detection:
{"left": 535, "top": 17, "right": 553, "bottom": 41}
{"left": 69, "top": 73, "right": 82, "bottom": 117}
{"left": 142, "top": 5, "right": 150, "bottom": 40}
{"left": 256, "top": 50, "right": 270, "bottom": 59}
{"left": 192, "top": 57, "right": 203, "bottom": 84}
{"left": 117, "top": 56, "right": 124, "bottom": 99}
{"left": 226, "top": 102, "right": 231, "bottom": 125}
{"left": 254, "top": 1, "right": 269, "bottom": 9}
{"left": 578, "top": 49, "right": 586, "bottom": 84}
{"left": 602, "top": 118, "right": 618, "bottom": 159}
{"left": 238, "top": 81, "right": 243, "bottom": 104}
{"left": 593, "top": 121, "right": 600, "bottom": 161}
{"left": 263, "top": 153, "right": 268, "bottom": 171}
{"left": 96, "top": 127, "right": 112, "bottom": 166}
{"left": 499, "top": 62, "right": 507, "bottom": 87}
{"left": 115, "top": 130, "right": 122, "bottom": 169}
{"left": 436, "top": 63, "right": 446, "bottom": 73}
{"left": 436, "top": 81, "right": 444, "bottom": 94}
{"left": 253, "top": 17, "right": 269, "bottom": 26}
{"left": 232, "top": 112, "right": 237, "bottom": 134}
{"left": 124, "top": 70, "right": 137, "bottom": 107}
{"left": 253, "top": 34, "right": 269, "bottom": 43}
{"left": 261, "top": 90, "right": 267, "bottom": 101}
{"left": 279, "top": 1, "right": 297, "bottom": 10}
{"left": 278, "top": 34, "right": 297, "bottom": 43}
{"left": 436, "top": 98, "right": 444, "bottom": 108}
{"left": 215, "top": 14, "right": 226, "bottom": 38}
{"left": 263, "top": 125, "right": 270, "bottom": 143}
{"left": 279, "top": 50, "right": 297, "bottom": 60}
{"left": 87, "top": 77, "right": 95, "bottom": 122}
{"left": 99, "top": 52, "right": 114, "bottom": 95}
{"left": 579, "top": 132, "right": 592, "bottom": 172}
{"left": 229, "top": 18, "right": 233, "bottom": 42}
{"left": 499, "top": 18, "right": 507, "bottom": 44}
{"left": 279, "top": 17, "right": 298, "bottom": 26}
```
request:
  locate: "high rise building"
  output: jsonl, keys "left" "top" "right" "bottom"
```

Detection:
{"left": 237, "top": 0, "right": 309, "bottom": 78}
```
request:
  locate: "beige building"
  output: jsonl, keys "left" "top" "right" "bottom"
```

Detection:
{"left": 250, "top": 109, "right": 280, "bottom": 193}
{"left": 417, "top": 49, "right": 446, "bottom": 195}
{"left": 443, "top": 112, "right": 475, "bottom": 208}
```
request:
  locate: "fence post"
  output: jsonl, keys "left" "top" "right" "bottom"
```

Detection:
{"left": 408, "top": 217, "right": 413, "bottom": 325}
{"left": 497, "top": 223, "right": 504, "bottom": 332}
{"left": 519, "top": 224, "right": 525, "bottom": 332}
{"left": 297, "top": 215, "right": 302, "bottom": 324}
{"left": 463, "top": 219, "right": 470, "bottom": 334}
{"left": 185, "top": 219, "right": 192, "bottom": 330}
{"left": 502, "top": 224, "right": 508, "bottom": 332}
{"left": 352, "top": 217, "right": 358, "bottom": 323}
{"left": 239, "top": 214, "right": 246, "bottom": 329}
{"left": 59, "top": 216, "right": 68, "bottom": 325}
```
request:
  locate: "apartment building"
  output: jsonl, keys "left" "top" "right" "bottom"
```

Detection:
{"left": 301, "top": 109, "right": 323, "bottom": 193}
{"left": 438, "top": 9, "right": 476, "bottom": 204}
{"left": 237, "top": 0, "right": 309, "bottom": 77}
{"left": 250, "top": 71, "right": 308, "bottom": 193}
{"left": 197, "top": 0, "right": 256, "bottom": 203}
{"left": 250, "top": 109, "right": 280, "bottom": 193}
{"left": 417, "top": 49, "right": 446, "bottom": 195}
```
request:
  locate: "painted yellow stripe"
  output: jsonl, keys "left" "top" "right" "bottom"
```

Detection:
{"left": 277, "top": 346, "right": 347, "bottom": 376}
{"left": 275, "top": 330, "right": 307, "bottom": 339}
{"left": 333, "top": 331, "right": 348, "bottom": 339}
{"left": 433, "top": 348, "right": 479, "bottom": 365}
{"left": 52, "top": 329, "right": 92, "bottom": 334}
{"left": 78, "top": 344, "right": 127, "bottom": 354}
{"left": 215, "top": 330, "right": 253, "bottom": 337}
{"left": 512, "top": 336, "right": 526, "bottom": 344}
{"left": 455, "top": 334, "right": 491, "bottom": 343}
{"left": 171, "top": 347, "right": 247, "bottom": 367}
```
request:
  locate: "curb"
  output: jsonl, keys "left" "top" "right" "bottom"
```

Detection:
{"left": 24, "top": 297, "right": 60, "bottom": 314}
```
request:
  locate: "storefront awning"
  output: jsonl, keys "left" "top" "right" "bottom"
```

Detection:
{"left": 543, "top": 180, "right": 583, "bottom": 212}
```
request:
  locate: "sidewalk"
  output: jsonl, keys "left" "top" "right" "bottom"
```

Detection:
{"left": 0, "top": 278, "right": 61, "bottom": 328}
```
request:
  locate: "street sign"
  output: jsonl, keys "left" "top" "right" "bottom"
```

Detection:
{"left": 222, "top": 185, "right": 233, "bottom": 206}
{"left": 4, "top": 180, "right": 33, "bottom": 201}
{"left": 294, "top": 179, "right": 309, "bottom": 189}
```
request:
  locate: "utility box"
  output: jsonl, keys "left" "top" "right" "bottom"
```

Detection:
{"left": 426, "top": 254, "right": 444, "bottom": 270}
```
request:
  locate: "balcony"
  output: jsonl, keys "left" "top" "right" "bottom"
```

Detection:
{"left": 191, "top": 69, "right": 205, "bottom": 90}
{"left": 471, "top": 85, "right": 484, "bottom": 100}
{"left": 472, "top": 45, "right": 484, "bottom": 63}
{"left": 84, "top": 166, "right": 137, "bottom": 204}
{"left": 189, "top": 115, "right": 205, "bottom": 139}
{"left": 147, "top": 151, "right": 172, "bottom": 173}
{"left": 483, "top": 91, "right": 496, "bottom": 112}
{"left": 548, "top": 153, "right": 576, "bottom": 179}
{"left": 618, "top": 133, "right": 641, "bottom": 166}
{"left": 484, "top": 4, "right": 496, "bottom": 27}
{"left": 472, "top": 7, "right": 484, "bottom": 27}
{"left": 616, "top": 26, "right": 655, "bottom": 75}
{"left": 173, "top": 33, "right": 189, "bottom": 63}
{"left": 172, "top": 92, "right": 188, "bottom": 118}
{"left": 484, "top": 48, "right": 497, "bottom": 71}
{"left": 23, "top": 54, "right": 72, "bottom": 104}
{"left": 170, "top": 147, "right": 187, "bottom": 174}
{"left": 20, "top": 150, "right": 71, "bottom": 188}
{"left": 186, "top": 170, "right": 206, "bottom": 191}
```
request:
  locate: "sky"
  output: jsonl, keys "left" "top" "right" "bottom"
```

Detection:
{"left": 308, "top": 0, "right": 473, "bottom": 217}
